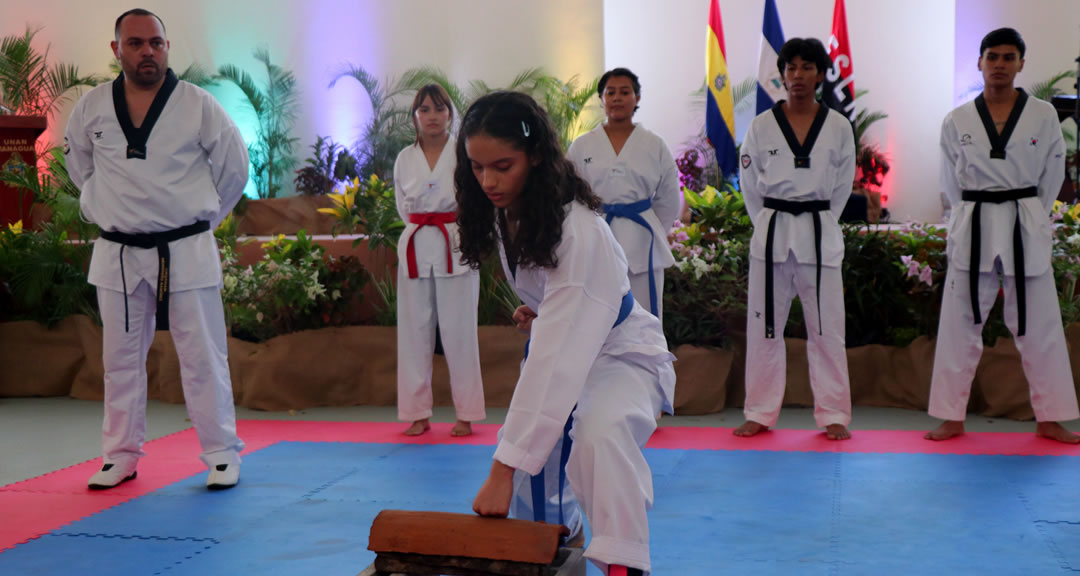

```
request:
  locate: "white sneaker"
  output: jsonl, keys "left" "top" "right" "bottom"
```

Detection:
{"left": 206, "top": 463, "right": 239, "bottom": 490}
{"left": 88, "top": 462, "right": 137, "bottom": 490}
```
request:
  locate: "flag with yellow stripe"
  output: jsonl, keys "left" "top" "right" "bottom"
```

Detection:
{"left": 706, "top": 0, "right": 737, "bottom": 178}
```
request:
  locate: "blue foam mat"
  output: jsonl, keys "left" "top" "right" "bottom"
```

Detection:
{"left": 2, "top": 442, "right": 1079, "bottom": 575}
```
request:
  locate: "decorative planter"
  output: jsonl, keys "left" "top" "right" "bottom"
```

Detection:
{"left": 5, "top": 317, "right": 1080, "bottom": 421}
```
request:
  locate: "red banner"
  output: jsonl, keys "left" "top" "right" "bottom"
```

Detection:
{"left": 822, "top": 0, "right": 855, "bottom": 122}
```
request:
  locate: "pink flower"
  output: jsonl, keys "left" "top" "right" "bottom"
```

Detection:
{"left": 901, "top": 255, "right": 920, "bottom": 278}
{"left": 675, "top": 230, "right": 690, "bottom": 243}
{"left": 919, "top": 265, "right": 933, "bottom": 286}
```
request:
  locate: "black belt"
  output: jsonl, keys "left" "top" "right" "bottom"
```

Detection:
{"left": 762, "top": 198, "right": 830, "bottom": 339}
{"left": 961, "top": 187, "right": 1037, "bottom": 337}
{"left": 100, "top": 220, "right": 210, "bottom": 332}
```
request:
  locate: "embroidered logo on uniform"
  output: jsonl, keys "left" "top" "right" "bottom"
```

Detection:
{"left": 1030, "top": 138, "right": 1038, "bottom": 146}
{"left": 63, "top": 137, "right": 70, "bottom": 155}
{"left": 755, "top": 311, "right": 762, "bottom": 319}
{"left": 768, "top": 149, "right": 779, "bottom": 156}
{"left": 93, "top": 130, "right": 104, "bottom": 140}
{"left": 960, "top": 134, "right": 973, "bottom": 146}
{"left": 584, "top": 157, "right": 593, "bottom": 164}
{"left": 741, "top": 154, "right": 751, "bottom": 168}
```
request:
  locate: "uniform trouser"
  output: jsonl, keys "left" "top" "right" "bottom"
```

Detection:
{"left": 509, "top": 354, "right": 665, "bottom": 575}
{"left": 396, "top": 269, "right": 486, "bottom": 422}
{"left": 929, "top": 262, "right": 1080, "bottom": 422}
{"left": 744, "top": 255, "right": 851, "bottom": 428}
{"left": 628, "top": 267, "right": 664, "bottom": 323}
{"left": 98, "top": 282, "right": 244, "bottom": 469}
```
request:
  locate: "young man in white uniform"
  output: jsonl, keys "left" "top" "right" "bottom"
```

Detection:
{"left": 926, "top": 28, "right": 1079, "bottom": 443}
{"left": 735, "top": 38, "right": 856, "bottom": 441}
{"left": 394, "top": 84, "right": 485, "bottom": 437}
{"left": 568, "top": 68, "right": 681, "bottom": 321}
{"left": 65, "top": 9, "right": 249, "bottom": 489}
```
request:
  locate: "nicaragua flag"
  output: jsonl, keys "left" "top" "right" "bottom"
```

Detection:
{"left": 755, "top": 0, "right": 786, "bottom": 115}
{"left": 705, "top": 0, "right": 737, "bottom": 179}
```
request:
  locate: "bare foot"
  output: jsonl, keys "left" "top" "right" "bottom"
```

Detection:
{"left": 1035, "top": 421, "right": 1080, "bottom": 444}
{"left": 403, "top": 419, "right": 431, "bottom": 436}
{"left": 924, "top": 420, "right": 964, "bottom": 441}
{"left": 733, "top": 421, "right": 769, "bottom": 437}
{"left": 825, "top": 424, "right": 851, "bottom": 440}
{"left": 450, "top": 420, "right": 473, "bottom": 437}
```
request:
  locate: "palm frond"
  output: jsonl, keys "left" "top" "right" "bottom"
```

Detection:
{"left": 329, "top": 63, "right": 384, "bottom": 107}
{"left": 505, "top": 67, "right": 547, "bottom": 94}
{"left": 178, "top": 62, "right": 217, "bottom": 88}
{"left": 465, "top": 79, "right": 494, "bottom": 104}
{"left": 854, "top": 109, "right": 888, "bottom": 147}
{"left": 1030, "top": 70, "right": 1077, "bottom": 101}
{"left": 397, "top": 65, "right": 467, "bottom": 113}
{"left": 0, "top": 25, "right": 96, "bottom": 117}
{"left": 216, "top": 64, "right": 265, "bottom": 116}
{"left": 731, "top": 77, "right": 757, "bottom": 113}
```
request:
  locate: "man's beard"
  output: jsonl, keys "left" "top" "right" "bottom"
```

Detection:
{"left": 129, "top": 60, "right": 166, "bottom": 87}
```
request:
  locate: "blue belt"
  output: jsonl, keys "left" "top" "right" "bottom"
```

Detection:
{"left": 528, "top": 290, "right": 634, "bottom": 526}
{"left": 603, "top": 198, "right": 659, "bottom": 316}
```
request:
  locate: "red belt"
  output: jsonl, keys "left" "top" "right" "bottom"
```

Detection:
{"left": 406, "top": 211, "right": 457, "bottom": 279}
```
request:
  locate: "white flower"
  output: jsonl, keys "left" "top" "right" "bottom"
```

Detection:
{"left": 332, "top": 289, "right": 341, "bottom": 301}
{"left": 1067, "top": 233, "right": 1080, "bottom": 247}
{"left": 691, "top": 257, "right": 711, "bottom": 280}
{"left": 223, "top": 275, "right": 238, "bottom": 291}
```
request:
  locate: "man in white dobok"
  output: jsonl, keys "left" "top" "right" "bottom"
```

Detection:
{"left": 65, "top": 8, "right": 250, "bottom": 488}
{"left": 926, "top": 28, "right": 1079, "bottom": 443}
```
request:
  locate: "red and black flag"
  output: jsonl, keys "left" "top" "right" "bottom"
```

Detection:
{"left": 822, "top": 0, "right": 855, "bottom": 122}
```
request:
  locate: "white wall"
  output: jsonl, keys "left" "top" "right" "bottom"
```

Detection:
{"left": 4, "top": 0, "right": 604, "bottom": 195}
{"left": 604, "top": 0, "right": 956, "bottom": 223}
{"left": 4, "top": 1, "right": 1073, "bottom": 214}
{"left": 954, "top": 0, "right": 1080, "bottom": 105}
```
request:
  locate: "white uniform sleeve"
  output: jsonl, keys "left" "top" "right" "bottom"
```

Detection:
{"left": 939, "top": 115, "right": 963, "bottom": 211}
{"left": 739, "top": 121, "right": 764, "bottom": 227}
{"left": 494, "top": 225, "right": 621, "bottom": 475}
{"left": 64, "top": 98, "right": 95, "bottom": 221}
{"left": 566, "top": 138, "right": 585, "bottom": 178}
{"left": 1038, "top": 115, "right": 1067, "bottom": 214}
{"left": 200, "top": 92, "right": 249, "bottom": 227}
{"left": 651, "top": 138, "right": 682, "bottom": 230}
{"left": 830, "top": 121, "right": 856, "bottom": 218}
{"left": 393, "top": 150, "right": 408, "bottom": 221}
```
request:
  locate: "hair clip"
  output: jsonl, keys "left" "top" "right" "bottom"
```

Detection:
{"left": 522, "top": 121, "right": 531, "bottom": 138}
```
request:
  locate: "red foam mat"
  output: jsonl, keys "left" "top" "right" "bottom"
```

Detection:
{"left": 2, "top": 420, "right": 1076, "bottom": 551}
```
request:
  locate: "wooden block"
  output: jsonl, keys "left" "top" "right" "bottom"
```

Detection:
{"left": 374, "top": 551, "right": 547, "bottom": 576}
{"left": 368, "top": 510, "right": 569, "bottom": 566}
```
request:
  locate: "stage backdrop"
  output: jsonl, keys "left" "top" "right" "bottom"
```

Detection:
{"left": 2, "top": 0, "right": 1077, "bottom": 219}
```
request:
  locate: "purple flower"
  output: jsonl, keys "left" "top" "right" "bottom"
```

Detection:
{"left": 919, "top": 265, "right": 933, "bottom": 286}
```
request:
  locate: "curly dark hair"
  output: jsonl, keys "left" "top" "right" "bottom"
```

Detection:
{"left": 454, "top": 91, "right": 601, "bottom": 270}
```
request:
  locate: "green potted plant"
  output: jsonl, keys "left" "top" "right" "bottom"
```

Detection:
{"left": 218, "top": 48, "right": 300, "bottom": 199}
